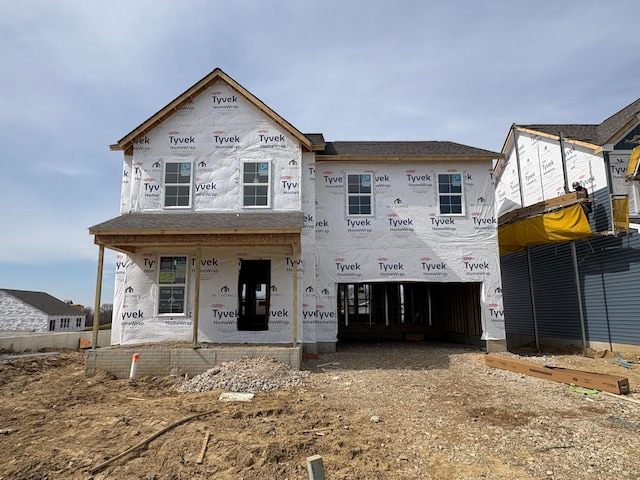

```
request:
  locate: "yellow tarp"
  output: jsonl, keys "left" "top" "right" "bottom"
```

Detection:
{"left": 626, "top": 145, "right": 640, "bottom": 178}
{"left": 612, "top": 195, "right": 629, "bottom": 231}
{"left": 499, "top": 203, "right": 592, "bottom": 255}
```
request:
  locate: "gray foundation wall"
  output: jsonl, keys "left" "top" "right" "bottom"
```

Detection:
{"left": 0, "top": 330, "right": 111, "bottom": 353}
{"left": 85, "top": 345, "right": 302, "bottom": 378}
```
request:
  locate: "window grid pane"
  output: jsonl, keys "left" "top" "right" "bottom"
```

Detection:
{"left": 164, "top": 162, "right": 192, "bottom": 207}
{"left": 347, "top": 174, "right": 373, "bottom": 216}
{"left": 438, "top": 173, "right": 463, "bottom": 215}
{"left": 243, "top": 162, "right": 270, "bottom": 206}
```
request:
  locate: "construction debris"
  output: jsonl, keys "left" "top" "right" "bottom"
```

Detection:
{"left": 177, "top": 357, "right": 309, "bottom": 394}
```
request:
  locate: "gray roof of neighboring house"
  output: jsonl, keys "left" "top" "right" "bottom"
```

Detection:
{"left": 317, "top": 141, "right": 501, "bottom": 158}
{"left": 520, "top": 124, "right": 600, "bottom": 144}
{"left": 89, "top": 211, "right": 305, "bottom": 233}
{"left": 1, "top": 289, "right": 84, "bottom": 316}
{"left": 597, "top": 97, "right": 640, "bottom": 144}
{"left": 520, "top": 97, "right": 640, "bottom": 145}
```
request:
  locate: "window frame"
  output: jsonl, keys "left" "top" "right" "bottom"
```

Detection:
{"left": 163, "top": 161, "right": 193, "bottom": 209}
{"left": 437, "top": 172, "right": 465, "bottom": 216}
{"left": 346, "top": 172, "right": 374, "bottom": 217}
{"left": 242, "top": 160, "right": 272, "bottom": 208}
{"left": 157, "top": 255, "right": 188, "bottom": 316}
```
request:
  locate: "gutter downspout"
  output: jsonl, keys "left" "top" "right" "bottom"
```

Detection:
{"left": 292, "top": 242, "right": 300, "bottom": 347}
{"left": 512, "top": 125, "right": 539, "bottom": 351}
{"left": 570, "top": 241, "right": 588, "bottom": 355}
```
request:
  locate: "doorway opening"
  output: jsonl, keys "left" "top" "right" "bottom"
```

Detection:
{"left": 237, "top": 259, "right": 271, "bottom": 331}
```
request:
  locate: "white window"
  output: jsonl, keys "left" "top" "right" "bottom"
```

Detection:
{"left": 158, "top": 256, "right": 187, "bottom": 314}
{"left": 60, "top": 318, "right": 70, "bottom": 328}
{"left": 347, "top": 173, "right": 373, "bottom": 216}
{"left": 242, "top": 161, "right": 271, "bottom": 207}
{"left": 164, "top": 162, "right": 192, "bottom": 208}
{"left": 76, "top": 318, "right": 82, "bottom": 328}
{"left": 437, "top": 173, "right": 464, "bottom": 215}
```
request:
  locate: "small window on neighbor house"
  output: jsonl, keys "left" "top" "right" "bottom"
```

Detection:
{"left": 242, "top": 161, "right": 271, "bottom": 207}
{"left": 76, "top": 318, "right": 82, "bottom": 328}
{"left": 61, "top": 318, "right": 70, "bottom": 328}
{"left": 164, "top": 162, "right": 192, "bottom": 208}
{"left": 347, "top": 173, "right": 372, "bottom": 216}
{"left": 158, "top": 256, "right": 187, "bottom": 314}
{"left": 49, "top": 319, "right": 55, "bottom": 331}
{"left": 438, "top": 173, "right": 464, "bottom": 215}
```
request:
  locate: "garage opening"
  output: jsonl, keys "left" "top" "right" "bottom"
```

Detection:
{"left": 337, "top": 282, "right": 482, "bottom": 343}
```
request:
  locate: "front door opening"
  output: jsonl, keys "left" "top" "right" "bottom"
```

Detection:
{"left": 238, "top": 259, "right": 271, "bottom": 331}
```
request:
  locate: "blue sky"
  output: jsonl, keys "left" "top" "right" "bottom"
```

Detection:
{"left": 1, "top": 0, "right": 639, "bottom": 309}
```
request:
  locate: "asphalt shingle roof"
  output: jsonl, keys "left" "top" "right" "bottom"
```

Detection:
{"left": 519, "top": 124, "right": 600, "bottom": 144}
{"left": 520, "top": 97, "right": 640, "bottom": 146}
{"left": 1, "top": 289, "right": 84, "bottom": 316}
{"left": 89, "top": 211, "right": 305, "bottom": 233}
{"left": 317, "top": 141, "right": 501, "bottom": 158}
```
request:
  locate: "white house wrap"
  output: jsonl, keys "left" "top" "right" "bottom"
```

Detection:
{"left": 91, "top": 68, "right": 505, "bottom": 351}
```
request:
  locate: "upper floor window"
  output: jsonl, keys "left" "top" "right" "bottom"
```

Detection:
{"left": 243, "top": 161, "right": 271, "bottom": 207}
{"left": 158, "top": 256, "right": 187, "bottom": 314}
{"left": 438, "top": 173, "right": 464, "bottom": 215}
{"left": 347, "top": 173, "right": 372, "bottom": 216}
{"left": 164, "top": 162, "right": 192, "bottom": 208}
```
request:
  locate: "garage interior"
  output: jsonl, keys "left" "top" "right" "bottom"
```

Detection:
{"left": 336, "top": 282, "right": 483, "bottom": 344}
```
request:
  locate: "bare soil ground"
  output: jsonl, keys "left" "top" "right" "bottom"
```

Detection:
{"left": 1, "top": 342, "right": 639, "bottom": 480}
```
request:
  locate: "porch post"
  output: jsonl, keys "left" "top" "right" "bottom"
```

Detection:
{"left": 92, "top": 244, "right": 104, "bottom": 350}
{"left": 193, "top": 246, "right": 202, "bottom": 348}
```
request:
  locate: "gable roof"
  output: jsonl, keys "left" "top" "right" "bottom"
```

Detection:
{"left": 111, "top": 68, "right": 312, "bottom": 153}
{"left": 1, "top": 289, "right": 84, "bottom": 316}
{"left": 316, "top": 141, "right": 502, "bottom": 161}
{"left": 517, "top": 97, "right": 640, "bottom": 147}
{"left": 597, "top": 97, "right": 640, "bottom": 145}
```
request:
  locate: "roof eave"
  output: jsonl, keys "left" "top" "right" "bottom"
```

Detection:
{"left": 315, "top": 154, "right": 503, "bottom": 162}
{"left": 89, "top": 227, "right": 302, "bottom": 236}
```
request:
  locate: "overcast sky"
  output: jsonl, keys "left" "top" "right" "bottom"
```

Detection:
{"left": 1, "top": 0, "right": 639, "bottom": 309}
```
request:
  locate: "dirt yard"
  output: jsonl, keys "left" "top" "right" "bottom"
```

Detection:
{"left": 1, "top": 342, "right": 639, "bottom": 480}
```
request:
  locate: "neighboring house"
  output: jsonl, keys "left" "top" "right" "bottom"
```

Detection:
{"left": 0, "top": 289, "right": 85, "bottom": 332}
{"left": 89, "top": 68, "right": 505, "bottom": 353}
{"left": 495, "top": 97, "right": 640, "bottom": 354}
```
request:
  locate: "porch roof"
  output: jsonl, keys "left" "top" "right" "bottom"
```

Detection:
{"left": 89, "top": 211, "right": 304, "bottom": 254}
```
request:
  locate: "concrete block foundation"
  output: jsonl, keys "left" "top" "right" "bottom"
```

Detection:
{"left": 85, "top": 344, "right": 302, "bottom": 379}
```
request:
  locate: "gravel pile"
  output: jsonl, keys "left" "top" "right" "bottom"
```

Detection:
{"left": 177, "top": 357, "right": 309, "bottom": 393}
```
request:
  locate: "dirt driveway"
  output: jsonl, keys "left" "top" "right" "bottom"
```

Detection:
{"left": 1, "top": 342, "right": 639, "bottom": 479}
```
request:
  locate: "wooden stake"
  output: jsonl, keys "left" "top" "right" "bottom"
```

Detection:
{"left": 196, "top": 431, "right": 211, "bottom": 464}
{"left": 602, "top": 391, "right": 640, "bottom": 405}
{"left": 307, "top": 454, "right": 325, "bottom": 480}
